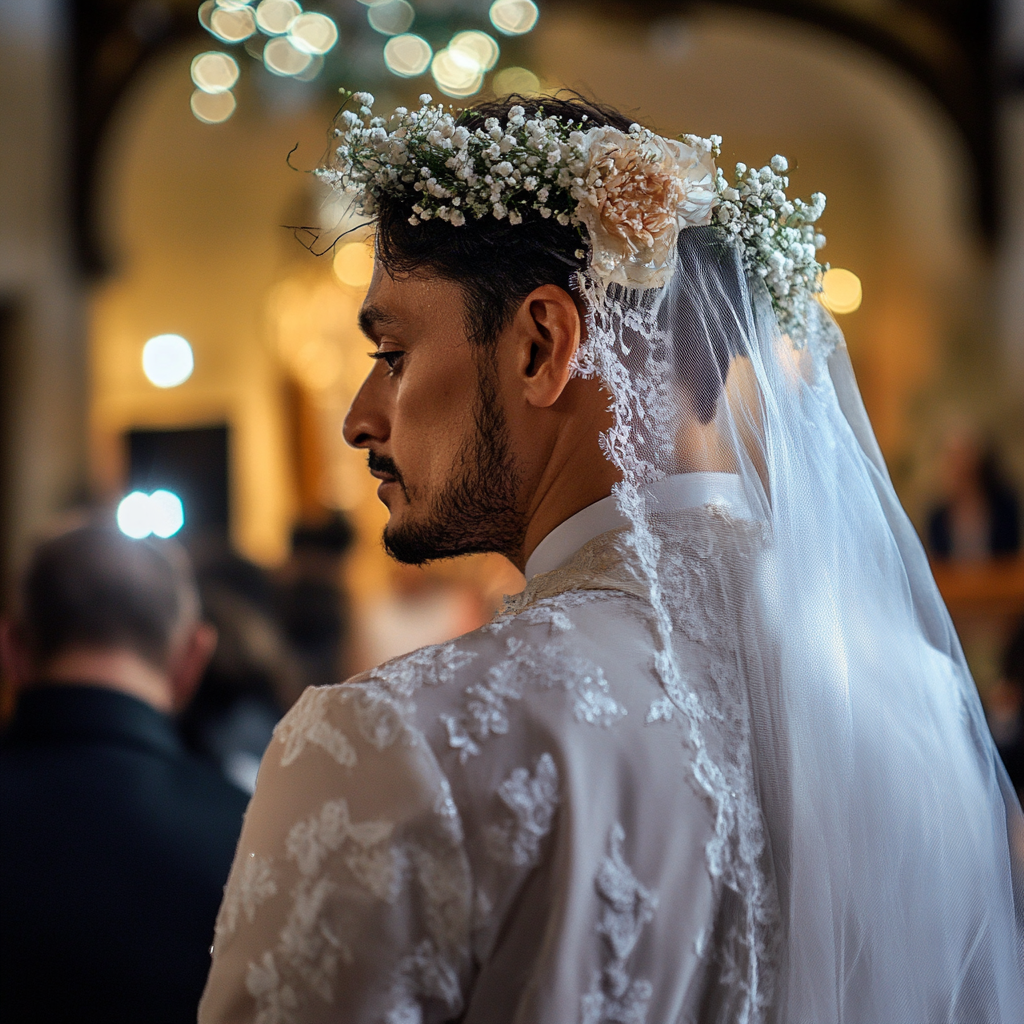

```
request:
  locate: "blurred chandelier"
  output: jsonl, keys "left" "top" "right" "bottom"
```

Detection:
{"left": 190, "top": 0, "right": 540, "bottom": 124}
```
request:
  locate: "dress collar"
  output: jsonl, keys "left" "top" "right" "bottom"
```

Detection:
{"left": 524, "top": 472, "right": 748, "bottom": 580}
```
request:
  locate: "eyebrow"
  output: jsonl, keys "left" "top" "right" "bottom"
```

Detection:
{"left": 358, "top": 304, "right": 401, "bottom": 342}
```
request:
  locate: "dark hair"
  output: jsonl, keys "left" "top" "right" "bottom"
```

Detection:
{"left": 373, "top": 93, "right": 635, "bottom": 348}
{"left": 19, "top": 524, "right": 197, "bottom": 669}
{"left": 372, "top": 93, "right": 741, "bottom": 423}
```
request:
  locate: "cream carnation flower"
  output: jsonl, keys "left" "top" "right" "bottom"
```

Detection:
{"left": 572, "top": 127, "right": 717, "bottom": 289}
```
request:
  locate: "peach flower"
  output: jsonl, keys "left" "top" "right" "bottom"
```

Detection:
{"left": 573, "top": 127, "right": 717, "bottom": 289}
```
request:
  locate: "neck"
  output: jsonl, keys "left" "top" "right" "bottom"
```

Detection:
{"left": 36, "top": 648, "right": 174, "bottom": 714}
{"left": 516, "top": 406, "right": 621, "bottom": 574}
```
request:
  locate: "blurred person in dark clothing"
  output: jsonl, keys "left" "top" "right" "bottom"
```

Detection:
{"left": 928, "top": 429, "right": 1021, "bottom": 560}
{"left": 276, "top": 511, "right": 355, "bottom": 691}
{"left": 179, "top": 569, "right": 297, "bottom": 794}
{"left": 0, "top": 523, "right": 249, "bottom": 1024}
{"left": 989, "top": 619, "right": 1024, "bottom": 798}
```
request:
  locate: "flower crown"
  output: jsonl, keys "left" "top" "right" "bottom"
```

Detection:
{"left": 318, "top": 91, "right": 828, "bottom": 331}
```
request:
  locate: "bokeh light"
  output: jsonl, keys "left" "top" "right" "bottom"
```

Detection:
{"left": 819, "top": 268, "right": 863, "bottom": 314}
{"left": 190, "top": 51, "right": 240, "bottom": 93}
{"left": 368, "top": 0, "right": 415, "bottom": 37}
{"left": 142, "top": 334, "right": 194, "bottom": 387}
{"left": 263, "top": 36, "right": 312, "bottom": 76}
{"left": 333, "top": 241, "right": 374, "bottom": 289}
{"left": 190, "top": 88, "right": 237, "bottom": 123}
{"left": 117, "top": 490, "right": 185, "bottom": 540}
{"left": 449, "top": 30, "right": 500, "bottom": 73}
{"left": 492, "top": 65, "right": 540, "bottom": 95}
{"left": 255, "top": 0, "right": 301, "bottom": 36}
{"left": 383, "top": 33, "right": 432, "bottom": 77}
{"left": 288, "top": 12, "right": 338, "bottom": 55}
{"left": 431, "top": 48, "right": 483, "bottom": 97}
{"left": 209, "top": 5, "right": 256, "bottom": 43}
{"left": 489, "top": 0, "right": 539, "bottom": 36}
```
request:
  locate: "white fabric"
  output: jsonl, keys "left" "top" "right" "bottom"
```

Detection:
{"left": 200, "top": 500, "right": 753, "bottom": 1024}
{"left": 525, "top": 471, "right": 746, "bottom": 578}
{"left": 202, "top": 224, "right": 1024, "bottom": 1024}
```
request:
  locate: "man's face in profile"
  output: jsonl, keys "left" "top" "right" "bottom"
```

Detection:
{"left": 343, "top": 261, "right": 525, "bottom": 564}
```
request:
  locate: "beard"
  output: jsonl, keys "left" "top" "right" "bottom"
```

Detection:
{"left": 381, "top": 359, "right": 526, "bottom": 565}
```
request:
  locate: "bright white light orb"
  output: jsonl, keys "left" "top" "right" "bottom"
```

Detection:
{"left": 117, "top": 490, "right": 185, "bottom": 540}
{"left": 492, "top": 65, "right": 539, "bottom": 95}
{"left": 489, "top": 0, "right": 538, "bottom": 36}
{"left": 142, "top": 334, "right": 194, "bottom": 388}
{"left": 368, "top": 0, "right": 415, "bottom": 36}
{"left": 191, "top": 51, "right": 240, "bottom": 93}
{"left": 117, "top": 492, "right": 154, "bottom": 539}
{"left": 449, "top": 30, "right": 499, "bottom": 72}
{"left": 384, "top": 33, "right": 432, "bottom": 77}
{"left": 263, "top": 36, "right": 312, "bottom": 76}
{"left": 190, "top": 88, "right": 237, "bottom": 123}
{"left": 431, "top": 48, "right": 483, "bottom": 97}
{"left": 149, "top": 490, "right": 186, "bottom": 539}
{"left": 288, "top": 12, "right": 338, "bottom": 55}
{"left": 209, "top": 5, "right": 256, "bottom": 42}
{"left": 819, "top": 267, "right": 863, "bottom": 314}
{"left": 255, "top": 0, "right": 301, "bottom": 35}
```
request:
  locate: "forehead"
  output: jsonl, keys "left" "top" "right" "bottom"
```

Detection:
{"left": 359, "top": 261, "right": 466, "bottom": 338}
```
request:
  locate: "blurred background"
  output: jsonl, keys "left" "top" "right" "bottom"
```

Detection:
{"left": 2, "top": 0, "right": 1023, "bottom": 782}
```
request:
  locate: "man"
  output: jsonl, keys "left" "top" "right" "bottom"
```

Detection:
{"left": 1, "top": 523, "right": 249, "bottom": 1023}
{"left": 202, "top": 95, "right": 1023, "bottom": 1022}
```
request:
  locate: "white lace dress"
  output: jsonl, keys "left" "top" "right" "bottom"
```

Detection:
{"left": 200, "top": 480, "right": 758, "bottom": 1024}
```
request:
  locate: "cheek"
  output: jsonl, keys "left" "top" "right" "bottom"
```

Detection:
{"left": 392, "top": 357, "right": 479, "bottom": 492}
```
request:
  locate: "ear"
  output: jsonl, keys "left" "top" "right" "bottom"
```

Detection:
{"left": 513, "top": 284, "right": 583, "bottom": 409}
{"left": 0, "top": 618, "right": 33, "bottom": 693}
{"left": 168, "top": 621, "right": 218, "bottom": 714}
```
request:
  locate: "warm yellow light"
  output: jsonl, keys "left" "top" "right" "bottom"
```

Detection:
{"left": 209, "top": 5, "right": 256, "bottom": 42}
{"left": 333, "top": 242, "right": 374, "bottom": 289}
{"left": 449, "top": 30, "right": 500, "bottom": 73}
{"left": 255, "top": 0, "right": 300, "bottom": 36}
{"left": 431, "top": 48, "right": 483, "bottom": 97}
{"left": 367, "top": 0, "right": 415, "bottom": 36}
{"left": 263, "top": 36, "right": 312, "bottom": 76}
{"left": 384, "top": 33, "right": 432, "bottom": 77}
{"left": 190, "top": 51, "right": 239, "bottom": 94}
{"left": 493, "top": 65, "right": 540, "bottom": 95}
{"left": 288, "top": 12, "right": 339, "bottom": 55}
{"left": 489, "top": 0, "right": 538, "bottom": 36}
{"left": 190, "top": 88, "right": 237, "bottom": 123}
{"left": 819, "top": 267, "right": 863, "bottom": 314}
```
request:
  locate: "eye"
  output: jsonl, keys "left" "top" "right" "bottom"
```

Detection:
{"left": 369, "top": 350, "right": 404, "bottom": 375}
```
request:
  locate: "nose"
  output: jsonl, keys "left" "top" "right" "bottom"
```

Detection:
{"left": 343, "top": 364, "right": 390, "bottom": 450}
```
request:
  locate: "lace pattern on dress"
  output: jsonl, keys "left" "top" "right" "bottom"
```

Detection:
{"left": 276, "top": 687, "right": 357, "bottom": 769}
{"left": 581, "top": 823, "right": 658, "bottom": 1024}
{"left": 486, "top": 752, "right": 560, "bottom": 868}
{"left": 218, "top": 851, "right": 279, "bottom": 941}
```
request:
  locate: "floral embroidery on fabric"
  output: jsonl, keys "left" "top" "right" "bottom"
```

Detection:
{"left": 276, "top": 687, "right": 357, "bottom": 769}
{"left": 367, "top": 641, "right": 478, "bottom": 705}
{"left": 385, "top": 938, "right": 462, "bottom": 1024}
{"left": 581, "top": 823, "right": 658, "bottom": 1024}
{"left": 219, "top": 851, "right": 278, "bottom": 939}
{"left": 285, "top": 799, "right": 397, "bottom": 896}
{"left": 486, "top": 752, "right": 561, "bottom": 868}
{"left": 246, "top": 952, "right": 299, "bottom": 1024}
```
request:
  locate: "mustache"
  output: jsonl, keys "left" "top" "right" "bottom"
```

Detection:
{"left": 368, "top": 450, "right": 404, "bottom": 486}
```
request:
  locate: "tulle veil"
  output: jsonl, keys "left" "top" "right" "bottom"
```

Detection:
{"left": 575, "top": 225, "right": 1024, "bottom": 1023}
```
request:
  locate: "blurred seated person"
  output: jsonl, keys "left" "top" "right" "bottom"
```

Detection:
{"left": 276, "top": 511, "right": 354, "bottom": 690}
{"left": 179, "top": 567, "right": 298, "bottom": 794}
{"left": 928, "top": 427, "right": 1020, "bottom": 561}
{"left": 0, "top": 523, "right": 249, "bottom": 1024}
{"left": 989, "top": 619, "right": 1024, "bottom": 799}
